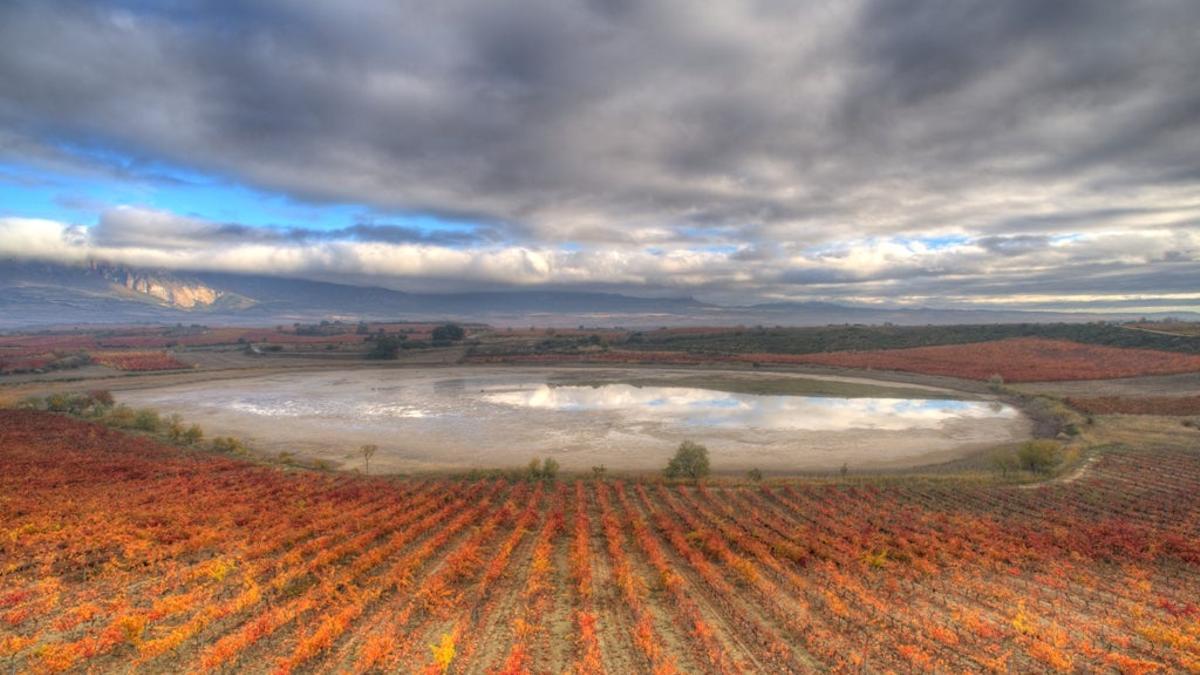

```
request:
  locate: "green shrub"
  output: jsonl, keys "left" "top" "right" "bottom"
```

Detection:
{"left": 366, "top": 335, "right": 405, "bottom": 359}
{"left": 105, "top": 405, "right": 136, "bottom": 428}
{"left": 210, "top": 437, "right": 244, "bottom": 454}
{"left": 664, "top": 441, "right": 710, "bottom": 481}
{"left": 182, "top": 424, "right": 204, "bottom": 445}
{"left": 16, "top": 396, "right": 45, "bottom": 410}
{"left": 45, "top": 393, "right": 71, "bottom": 412}
{"left": 991, "top": 449, "right": 1020, "bottom": 477}
{"left": 132, "top": 409, "right": 161, "bottom": 432}
{"left": 432, "top": 324, "right": 465, "bottom": 343}
{"left": 987, "top": 374, "right": 1005, "bottom": 393}
{"left": 166, "top": 414, "right": 185, "bottom": 442}
{"left": 1017, "top": 440, "right": 1063, "bottom": 474}
{"left": 525, "top": 457, "right": 560, "bottom": 481}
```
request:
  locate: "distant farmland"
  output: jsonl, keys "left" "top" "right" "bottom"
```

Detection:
{"left": 777, "top": 338, "right": 1200, "bottom": 382}
{"left": 470, "top": 337, "right": 1200, "bottom": 382}
{"left": 2, "top": 410, "right": 1198, "bottom": 672}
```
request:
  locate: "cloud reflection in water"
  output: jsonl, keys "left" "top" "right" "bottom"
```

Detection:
{"left": 485, "top": 384, "right": 1015, "bottom": 432}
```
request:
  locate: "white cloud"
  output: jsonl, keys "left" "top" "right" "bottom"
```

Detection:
{"left": 1, "top": 207, "right": 1197, "bottom": 308}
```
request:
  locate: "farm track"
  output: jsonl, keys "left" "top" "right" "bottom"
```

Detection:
{"left": 3, "top": 410, "right": 1200, "bottom": 673}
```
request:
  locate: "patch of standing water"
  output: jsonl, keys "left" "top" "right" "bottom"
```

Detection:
{"left": 484, "top": 383, "right": 1015, "bottom": 432}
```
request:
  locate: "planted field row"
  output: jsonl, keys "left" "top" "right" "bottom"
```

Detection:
{"left": 88, "top": 351, "right": 192, "bottom": 372}
{"left": 778, "top": 338, "right": 1200, "bottom": 382}
{"left": 2, "top": 410, "right": 1199, "bottom": 672}
{"left": 1066, "top": 396, "right": 1200, "bottom": 416}
{"left": 469, "top": 337, "right": 1200, "bottom": 382}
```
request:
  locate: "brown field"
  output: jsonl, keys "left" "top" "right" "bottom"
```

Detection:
{"left": 467, "top": 338, "right": 1200, "bottom": 383}
{"left": 1066, "top": 395, "right": 1200, "bottom": 416}
{"left": 758, "top": 338, "right": 1200, "bottom": 382}
{"left": 88, "top": 351, "right": 192, "bottom": 372}
{"left": 2, "top": 410, "right": 1199, "bottom": 673}
{"left": 1126, "top": 322, "right": 1200, "bottom": 337}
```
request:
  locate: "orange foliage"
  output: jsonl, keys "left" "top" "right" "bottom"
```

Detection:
{"left": 762, "top": 337, "right": 1200, "bottom": 382}
{"left": 1067, "top": 395, "right": 1200, "bottom": 416}
{"left": 90, "top": 350, "right": 190, "bottom": 371}
{"left": 2, "top": 410, "right": 1200, "bottom": 672}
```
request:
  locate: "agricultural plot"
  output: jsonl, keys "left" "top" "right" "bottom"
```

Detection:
{"left": 1066, "top": 396, "right": 1200, "bottom": 416}
{"left": 89, "top": 351, "right": 191, "bottom": 372}
{"left": 2, "top": 410, "right": 1199, "bottom": 673}
{"left": 468, "top": 338, "right": 1200, "bottom": 383}
{"left": 778, "top": 338, "right": 1200, "bottom": 382}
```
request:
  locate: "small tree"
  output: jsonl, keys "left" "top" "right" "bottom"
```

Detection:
{"left": 431, "top": 323, "right": 465, "bottom": 343}
{"left": 360, "top": 444, "right": 378, "bottom": 474}
{"left": 987, "top": 374, "right": 1005, "bottom": 393}
{"left": 527, "top": 457, "right": 543, "bottom": 481}
{"left": 991, "top": 449, "right": 1020, "bottom": 477}
{"left": 366, "top": 335, "right": 405, "bottom": 360}
{"left": 525, "top": 457, "right": 559, "bottom": 481}
{"left": 663, "top": 441, "right": 710, "bottom": 481}
{"left": 592, "top": 465, "right": 608, "bottom": 480}
{"left": 1017, "top": 440, "right": 1063, "bottom": 474}
{"left": 747, "top": 468, "right": 763, "bottom": 482}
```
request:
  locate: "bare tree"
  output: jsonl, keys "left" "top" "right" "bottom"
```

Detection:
{"left": 360, "top": 444, "right": 378, "bottom": 474}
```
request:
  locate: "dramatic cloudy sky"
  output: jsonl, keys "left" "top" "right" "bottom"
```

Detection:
{"left": 1, "top": 0, "right": 1198, "bottom": 310}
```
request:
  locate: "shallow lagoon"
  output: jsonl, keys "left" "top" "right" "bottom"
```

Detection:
{"left": 119, "top": 367, "right": 1029, "bottom": 473}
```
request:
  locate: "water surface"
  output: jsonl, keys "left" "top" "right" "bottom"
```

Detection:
{"left": 118, "top": 367, "right": 1028, "bottom": 473}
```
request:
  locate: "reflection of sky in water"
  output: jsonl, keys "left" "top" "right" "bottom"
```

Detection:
{"left": 485, "top": 384, "right": 1015, "bottom": 431}
{"left": 229, "top": 397, "right": 430, "bottom": 419}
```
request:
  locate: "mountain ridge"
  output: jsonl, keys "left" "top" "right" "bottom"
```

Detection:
{"left": 1, "top": 259, "right": 1197, "bottom": 329}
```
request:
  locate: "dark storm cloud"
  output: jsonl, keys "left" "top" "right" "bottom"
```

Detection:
{"left": 0, "top": 0, "right": 1198, "bottom": 307}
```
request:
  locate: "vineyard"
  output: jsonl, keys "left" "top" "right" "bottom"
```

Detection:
{"left": 88, "top": 351, "right": 192, "bottom": 372}
{"left": 1066, "top": 396, "right": 1200, "bottom": 416}
{"left": 781, "top": 338, "right": 1200, "bottom": 382}
{"left": 467, "top": 338, "right": 1200, "bottom": 383}
{"left": 2, "top": 410, "right": 1199, "bottom": 673}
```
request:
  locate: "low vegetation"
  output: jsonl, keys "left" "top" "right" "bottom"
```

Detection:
{"left": 1, "top": 410, "right": 1198, "bottom": 672}
{"left": 776, "top": 338, "right": 1200, "bottom": 382}
{"left": 663, "top": 440, "right": 711, "bottom": 481}
{"left": 469, "top": 335, "right": 1200, "bottom": 383}
{"left": 620, "top": 321, "right": 1200, "bottom": 355}
{"left": 1066, "top": 395, "right": 1200, "bottom": 416}
{"left": 88, "top": 350, "right": 191, "bottom": 372}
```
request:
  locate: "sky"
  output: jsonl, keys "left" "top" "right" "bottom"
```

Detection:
{"left": 1, "top": 0, "right": 1198, "bottom": 311}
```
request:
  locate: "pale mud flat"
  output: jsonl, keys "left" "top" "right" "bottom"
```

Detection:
{"left": 117, "top": 366, "right": 1031, "bottom": 474}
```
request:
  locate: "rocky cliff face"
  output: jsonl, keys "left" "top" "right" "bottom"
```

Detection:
{"left": 89, "top": 262, "right": 229, "bottom": 309}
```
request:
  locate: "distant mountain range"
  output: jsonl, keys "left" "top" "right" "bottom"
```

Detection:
{"left": 1, "top": 259, "right": 1196, "bottom": 329}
